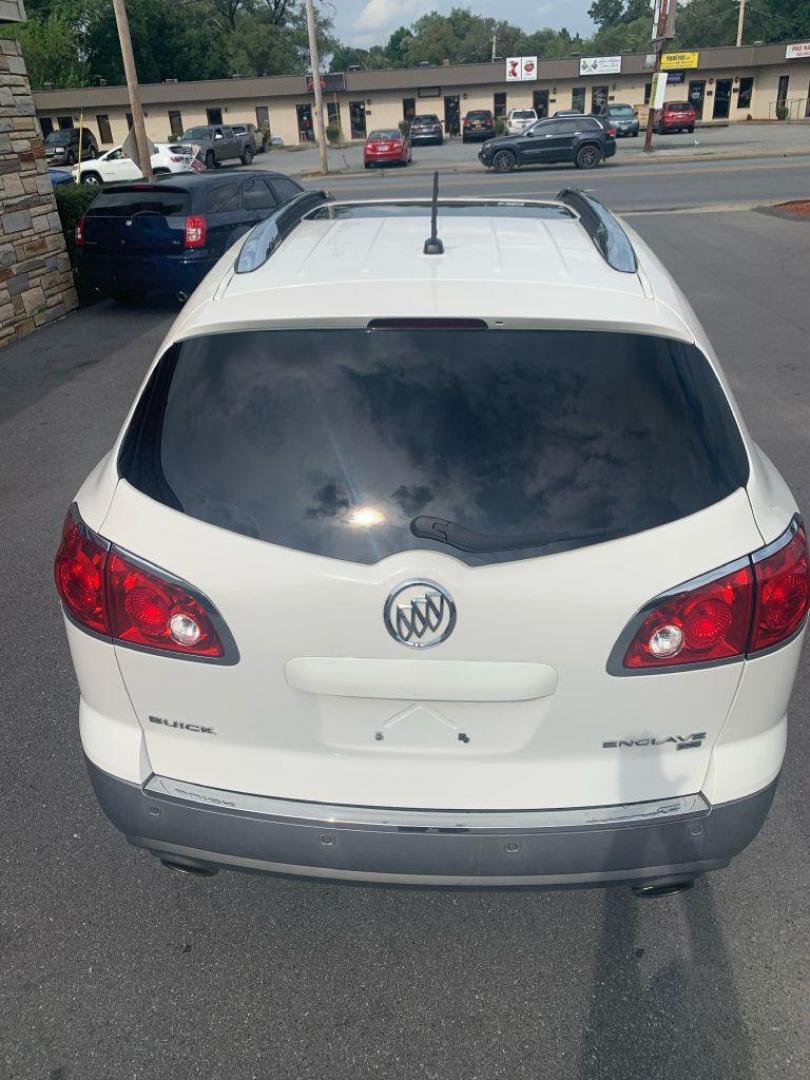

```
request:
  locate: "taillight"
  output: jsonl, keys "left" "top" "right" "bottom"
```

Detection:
{"left": 55, "top": 507, "right": 230, "bottom": 660}
{"left": 606, "top": 127, "right": 617, "bottom": 136}
{"left": 751, "top": 523, "right": 809, "bottom": 652}
{"left": 106, "top": 551, "right": 224, "bottom": 657}
{"left": 621, "top": 563, "right": 754, "bottom": 671}
{"left": 75, "top": 216, "right": 85, "bottom": 246}
{"left": 612, "top": 518, "right": 809, "bottom": 674}
{"left": 54, "top": 511, "right": 109, "bottom": 635}
{"left": 184, "top": 214, "right": 207, "bottom": 249}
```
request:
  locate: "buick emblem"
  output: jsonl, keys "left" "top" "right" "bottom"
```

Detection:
{"left": 384, "top": 580, "right": 456, "bottom": 648}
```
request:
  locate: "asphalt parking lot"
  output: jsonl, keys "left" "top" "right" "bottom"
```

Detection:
{"left": 2, "top": 197, "right": 809, "bottom": 1078}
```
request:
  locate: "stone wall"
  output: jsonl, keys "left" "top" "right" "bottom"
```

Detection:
{"left": 0, "top": 37, "right": 76, "bottom": 347}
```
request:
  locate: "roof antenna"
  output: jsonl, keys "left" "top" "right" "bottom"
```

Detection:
{"left": 423, "top": 171, "right": 444, "bottom": 255}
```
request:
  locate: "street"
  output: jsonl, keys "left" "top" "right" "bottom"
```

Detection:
{"left": 2, "top": 167, "right": 810, "bottom": 1080}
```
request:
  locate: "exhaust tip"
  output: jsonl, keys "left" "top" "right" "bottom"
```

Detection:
{"left": 159, "top": 856, "right": 218, "bottom": 877}
{"left": 632, "top": 878, "right": 695, "bottom": 899}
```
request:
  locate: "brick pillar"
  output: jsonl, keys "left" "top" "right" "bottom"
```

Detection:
{"left": 0, "top": 37, "right": 77, "bottom": 347}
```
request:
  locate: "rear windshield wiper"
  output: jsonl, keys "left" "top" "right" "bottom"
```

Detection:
{"left": 410, "top": 516, "right": 619, "bottom": 554}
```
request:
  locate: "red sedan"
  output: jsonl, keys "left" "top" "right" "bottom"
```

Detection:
{"left": 364, "top": 128, "right": 412, "bottom": 168}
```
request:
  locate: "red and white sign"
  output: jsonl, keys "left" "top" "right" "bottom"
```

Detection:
{"left": 505, "top": 56, "right": 538, "bottom": 82}
{"left": 786, "top": 43, "right": 810, "bottom": 60}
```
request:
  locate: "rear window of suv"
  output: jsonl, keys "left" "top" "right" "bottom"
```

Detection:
{"left": 86, "top": 189, "right": 189, "bottom": 216}
{"left": 120, "top": 329, "right": 749, "bottom": 566}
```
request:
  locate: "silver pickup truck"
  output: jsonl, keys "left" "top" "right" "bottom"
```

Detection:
{"left": 180, "top": 124, "right": 254, "bottom": 168}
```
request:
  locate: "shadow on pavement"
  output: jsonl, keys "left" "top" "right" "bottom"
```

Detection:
{"left": 577, "top": 734, "right": 751, "bottom": 1080}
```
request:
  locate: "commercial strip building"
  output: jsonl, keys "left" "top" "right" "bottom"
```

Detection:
{"left": 32, "top": 40, "right": 810, "bottom": 151}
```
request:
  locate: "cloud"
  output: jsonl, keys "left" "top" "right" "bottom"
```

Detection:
{"left": 354, "top": 0, "right": 426, "bottom": 36}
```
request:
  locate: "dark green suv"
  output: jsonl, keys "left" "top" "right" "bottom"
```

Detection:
{"left": 598, "top": 103, "right": 640, "bottom": 137}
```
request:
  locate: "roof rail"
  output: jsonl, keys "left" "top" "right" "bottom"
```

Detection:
{"left": 235, "top": 189, "right": 332, "bottom": 274}
{"left": 556, "top": 189, "right": 637, "bottom": 274}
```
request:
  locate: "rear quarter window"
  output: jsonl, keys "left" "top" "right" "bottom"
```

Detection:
{"left": 120, "top": 329, "right": 750, "bottom": 567}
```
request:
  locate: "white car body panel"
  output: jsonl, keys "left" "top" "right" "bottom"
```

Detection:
{"left": 61, "top": 196, "right": 804, "bottom": 884}
{"left": 75, "top": 478, "right": 768, "bottom": 810}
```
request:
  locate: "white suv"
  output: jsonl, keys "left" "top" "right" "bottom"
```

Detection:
{"left": 505, "top": 108, "right": 538, "bottom": 134}
{"left": 56, "top": 189, "right": 808, "bottom": 894}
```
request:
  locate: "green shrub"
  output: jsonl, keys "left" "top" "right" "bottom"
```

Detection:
{"left": 54, "top": 182, "right": 98, "bottom": 267}
{"left": 776, "top": 104, "right": 789, "bottom": 121}
{"left": 398, "top": 120, "right": 411, "bottom": 137}
{"left": 257, "top": 126, "right": 272, "bottom": 151}
{"left": 494, "top": 117, "right": 505, "bottom": 135}
{"left": 325, "top": 123, "right": 342, "bottom": 145}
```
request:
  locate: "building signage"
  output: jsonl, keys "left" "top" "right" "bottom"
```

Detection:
{"left": 667, "top": 71, "right": 685, "bottom": 84}
{"left": 505, "top": 56, "right": 538, "bottom": 82}
{"left": 305, "top": 72, "right": 347, "bottom": 93}
{"left": 650, "top": 72, "right": 668, "bottom": 110}
{"left": 661, "top": 51, "right": 699, "bottom": 70}
{"left": 417, "top": 86, "right": 441, "bottom": 98}
{"left": 579, "top": 56, "right": 622, "bottom": 76}
{"left": 786, "top": 43, "right": 810, "bottom": 60}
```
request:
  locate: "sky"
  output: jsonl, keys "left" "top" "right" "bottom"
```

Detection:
{"left": 333, "top": 1, "right": 597, "bottom": 50}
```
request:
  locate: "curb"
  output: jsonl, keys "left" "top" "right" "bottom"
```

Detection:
{"left": 299, "top": 145, "right": 810, "bottom": 181}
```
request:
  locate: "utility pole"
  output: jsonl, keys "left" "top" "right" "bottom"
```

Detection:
{"left": 111, "top": 0, "right": 153, "bottom": 180}
{"left": 491, "top": 32, "right": 497, "bottom": 63}
{"left": 736, "top": 0, "right": 746, "bottom": 48}
{"left": 644, "top": 0, "right": 675, "bottom": 153}
{"left": 304, "top": 0, "right": 328, "bottom": 175}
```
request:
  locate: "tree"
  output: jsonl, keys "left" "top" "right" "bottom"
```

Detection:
{"left": 588, "top": 0, "right": 625, "bottom": 30}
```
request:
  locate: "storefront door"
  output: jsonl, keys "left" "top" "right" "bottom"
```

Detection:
{"left": 688, "top": 80, "right": 705, "bottom": 119}
{"left": 533, "top": 89, "right": 549, "bottom": 119}
{"left": 296, "top": 104, "right": 314, "bottom": 142}
{"left": 713, "top": 79, "right": 732, "bottom": 120}
{"left": 444, "top": 95, "right": 460, "bottom": 136}
{"left": 349, "top": 101, "right": 367, "bottom": 139}
{"left": 591, "top": 85, "right": 609, "bottom": 114}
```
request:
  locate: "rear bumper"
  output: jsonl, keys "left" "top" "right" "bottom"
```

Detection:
{"left": 76, "top": 252, "right": 215, "bottom": 296}
{"left": 86, "top": 758, "right": 778, "bottom": 888}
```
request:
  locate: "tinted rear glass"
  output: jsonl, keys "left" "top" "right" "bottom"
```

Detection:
{"left": 608, "top": 105, "right": 635, "bottom": 115}
{"left": 413, "top": 115, "right": 439, "bottom": 123}
{"left": 120, "top": 329, "right": 749, "bottom": 567}
{"left": 467, "top": 112, "right": 492, "bottom": 119}
{"left": 87, "top": 190, "right": 189, "bottom": 216}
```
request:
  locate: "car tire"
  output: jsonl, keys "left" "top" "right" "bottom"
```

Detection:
{"left": 575, "top": 144, "right": 601, "bottom": 169}
{"left": 632, "top": 130, "right": 639, "bottom": 137}
{"left": 65, "top": 151, "right": 75, "bottom": 166}
{"left": 491, "top": 149, "right": 516, "bottom": 173}
{"left": 110, "top": 290, "right": 147, "bottom": 305}
{"left": 687, "top": 126, "right": 695, "bottom": 134}
{"left": 81, "top": 171, "right": 102, "bottom": 185}
{"left": 241, "top": 146, "right": 254, "bottom": 166}
{"left": 205, "top": 150, "right": 215, "bottom": 170}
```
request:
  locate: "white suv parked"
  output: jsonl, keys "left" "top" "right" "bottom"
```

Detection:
{"left": 56, "top": 188, "right": 808, "bottom": 894}
{"left": 505, "top": 108, "right": 538, "bottom": 134}
{"left": 72, "top": 143, "right": 201, "bottom": 185}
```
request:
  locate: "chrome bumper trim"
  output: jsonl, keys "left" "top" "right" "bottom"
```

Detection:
{"left": 144, "top": 775, "right": 710, "bottom": 833}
